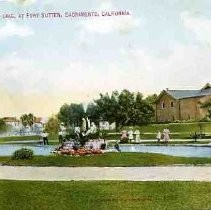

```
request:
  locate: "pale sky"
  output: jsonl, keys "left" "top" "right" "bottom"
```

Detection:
{"left": 0, "top": 0, "right": 211, "bottom": 117}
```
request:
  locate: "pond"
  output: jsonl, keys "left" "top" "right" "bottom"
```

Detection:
{"left": 0, "top": 144, "right": 211, "bottom": 157}
{"left": 0, "top": 144, "right": 55, "bottom": 156}
{"left": 119, "top": 144, "right": 211, "bottom": 157}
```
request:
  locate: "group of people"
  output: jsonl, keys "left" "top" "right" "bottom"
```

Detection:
{"left": 121, "top": 129, "right": 141, "bottom": 142}
{"left": 120, "top": 128, "right": 171, "bottom": 143}
{"left": 156, "top": 128, "right": 170, "bottom": 143}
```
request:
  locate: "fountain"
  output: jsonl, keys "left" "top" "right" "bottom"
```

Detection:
{"left": 53, "top": 118, "right": 106, "bottom": 156}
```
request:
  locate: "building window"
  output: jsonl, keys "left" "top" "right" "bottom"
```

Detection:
{"left": 171, "top": 101, "right": 174, "bottom": 107}
{"left": 161, "top": 102, "right": 165, "bottom": 109}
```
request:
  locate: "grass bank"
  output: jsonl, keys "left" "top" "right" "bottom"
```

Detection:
{"left": 1, "top": 153, "right": 211, "bottom": 167}
{"left": 0, "top": 135, "right": 40, "bottom": 142}
{"left": 119, "top": 140, "right": 211, "bottom": 145}
{"left": 106, "top": 122, "right": 211, "bottom": 139}
{"left": 0, "top": 181, "right": 211, "bottom": 210}
{"left": 0, "top": 135, "right": 58, "bottom": 145}
{"left": 125, "top": 122, "right": 211, "bottom": 133}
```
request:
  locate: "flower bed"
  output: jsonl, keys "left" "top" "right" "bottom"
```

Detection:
{"left": 54, "top": 148, "right": 103, "bottom": 156}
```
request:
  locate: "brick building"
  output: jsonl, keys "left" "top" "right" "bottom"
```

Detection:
{"left": 155, "top": 83, "right": 211, "bottom": 122}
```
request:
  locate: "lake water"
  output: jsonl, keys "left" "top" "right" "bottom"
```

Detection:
{"left": 0, "top": 144, "right": 211, "bottom": 157}
{"left": 0, "top": 144, "right": 55, "bottom": 156}
{"left": 119, "top": 144, "right": 211, "bottom": 157}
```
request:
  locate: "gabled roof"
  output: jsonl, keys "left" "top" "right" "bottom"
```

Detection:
{"left": 157, "top": 83, "right": 211, "bottom": 101}
{"left": 166, "top": 89, "right": 200, "bottom": 99}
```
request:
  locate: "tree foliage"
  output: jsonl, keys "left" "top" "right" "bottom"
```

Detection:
{"left": 201, "top": 99, "right": 211, "bottom": 119}
{"left": 20, "top": 113, "right": 35, "bottom": 128}
{"left": 91, "top": 90, "right": 155, "bottom": 129}
{"left": 86, "top": 103, "right": 99, "bottom": 123}
{"left": 58, "top": 103, "right": 85, "bottom": 127}
{"left": 145, "top": 94, "right": 158, "bottom": 104}
{"left": 45, "top": 115, "right": 60, "bottom": 135}
{"left": 0, "top": 118, "right": 6, "bottom": 132}
{"left": 58, "top": 90, "right": 155, "bottom": 130}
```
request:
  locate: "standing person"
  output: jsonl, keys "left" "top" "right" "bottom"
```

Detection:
{"left": 58, "top": 130, "right": 63, "bottom": 144}
{"left": 163, "top": 128, "right": 170, "bottom": 143}
{"left": 128, "top": 129, "right": 134, "bottom": 143}
{"left": 42, "top": 130, "right": 49, "bottom": 145}
{"left": 156, "top": 131, "right": 162, "bottom": 142}
{"left": 121, "top": 130, "right": 128, "bottom": 143}
{"left": 134, "top": 130, "right": 141, "bottom": 143}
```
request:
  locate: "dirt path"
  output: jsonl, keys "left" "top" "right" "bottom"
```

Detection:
{"left": 0, "top": 166, "right": 211, "bottom": 181}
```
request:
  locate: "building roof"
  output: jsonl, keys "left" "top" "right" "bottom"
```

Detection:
{"left": 34, "top": 117, "right": 43, "bottom": 123}
{"left": 158, "top": 83, "right": 211, "bottom": 101}
{"left": 3, "top": 117, "right": 19, "bottom": 122}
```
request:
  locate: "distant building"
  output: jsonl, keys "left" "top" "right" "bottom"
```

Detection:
{"left": 3, "top": 117, "right": 20, "bottom": 127}
{"left": 155, "top": 83, "right": 211, "bottom": 122}
{"left": 2, "top": 116, "right": 45, "bottom": 136}
{"left": 33, "top": 117, "right": 45, "bottom": 134}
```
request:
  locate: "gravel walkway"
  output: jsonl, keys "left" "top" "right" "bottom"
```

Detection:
{"left": 0, "top": 166, "right": 211, "bottom": 181}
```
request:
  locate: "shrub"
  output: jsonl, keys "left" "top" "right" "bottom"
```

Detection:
{"left": 11, "top": 148, "right": 34, "bottom": 160}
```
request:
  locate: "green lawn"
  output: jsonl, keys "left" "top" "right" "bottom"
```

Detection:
{"left": 122, "top": 140, "right": 211, "bottom": 145}
{"left": 0, "top": 181, "right": 210, "bottom": 210}
{"left": 0, "top": 135, "right": 59, "bottom": 145}
{"left": 125, "top": 122, "right": 211, "bottom": 133}
{"left": 1, "top": 122, "right": 211, "bottom": 142}
{"left": 0, "top": 135, "right": 40, "bottom": 142}
{"left": 1, "top": 153, "right": 211, "bottom": 167}
{"left": 106, "top": 122, "right": 211, "bottom": 139}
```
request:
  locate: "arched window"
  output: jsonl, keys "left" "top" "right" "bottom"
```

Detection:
{"left": 171, "top": 101, "right": 174, "bottom": 107}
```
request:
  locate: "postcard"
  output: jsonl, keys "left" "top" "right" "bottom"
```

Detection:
{"left": 0, "top": 1, "right": 211, "bottom": 210}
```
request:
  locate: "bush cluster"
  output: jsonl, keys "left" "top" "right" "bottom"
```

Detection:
{"left": 11, "top": 148, "right": 34, "bottom": 160}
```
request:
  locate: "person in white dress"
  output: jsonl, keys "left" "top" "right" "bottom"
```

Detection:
{"left": 163, "top": 128, "right": 170, "bottom": 143}
{"left": 127, "top": 129, "right": 134, "bottom": 143}
{"left": 134, "top": 130, "right": 141, "bottom": 143}
{"left": 156, "top": 131, "right": 162, "bottom": 142}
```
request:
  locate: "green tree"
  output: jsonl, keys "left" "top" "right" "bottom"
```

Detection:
{"left": 45, "top": 115, "right": 60, "bottom": 135}
{"left": 0, "top": 118, "right": 6, "bottom": 133}
{"left": 117, "top": 89, "right": 135, "bottom": 126}
{"left": 201, "top": 99, "right": 211, "bottom": 119}
{"left": 94, "top": 90, "right": 155, "bottom": 129}
{"left": 20, "top": 113, "right": 35, "bottom": 130}
{"left": 94, "top": 91, "right": 119, "bottom": 125}
{"left": 86, "top": 103, "right": 99, "bottom": 124}
{"left": 27, "top": 113, "right": 34, "bottom": 130}
{"left": 145, "top": 94, "right": 158, "bottom": 105}
{"left": 132, "top": 92, "right": 155, "bottom": 125}
{"left": 20, "top": 114, "right": 28, "bottom": 127}
{"left": 58, "top": 103, "right": 85, "bottom": 127}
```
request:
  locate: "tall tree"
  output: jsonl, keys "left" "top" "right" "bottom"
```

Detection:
{"left": 20, "top": 113, "right": 35, "bottom": 130}
{"left": 145, "top": 94, "right": 158, "bottom": 105}
{"left": 93, "top": 90, "right": 155, "bottom": 129}
{"left": 45, "top": 115, "right": 60, "bottom": 135}
{"left": 132, "top": 92, "right": 154, "bottom": 125}
{"left": 94, "top": 91, "right": 119, "bottom": 124}
{"left": 86, "top": 103, "right": 99, "bottom": 123}
{"left": 58, "top": 103, "right": 85, "bottom": 127}
{"left": 0, "top": 118, "right": 6, "bottom": 133}
{"left": 201, "top": 99, "right": 211, "bottom": 119}
{"left": 27, "top": 113, "right": 34, "bottom": 130}
{"left": 20, "top": 114, "right": 28, "bottom": 127}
